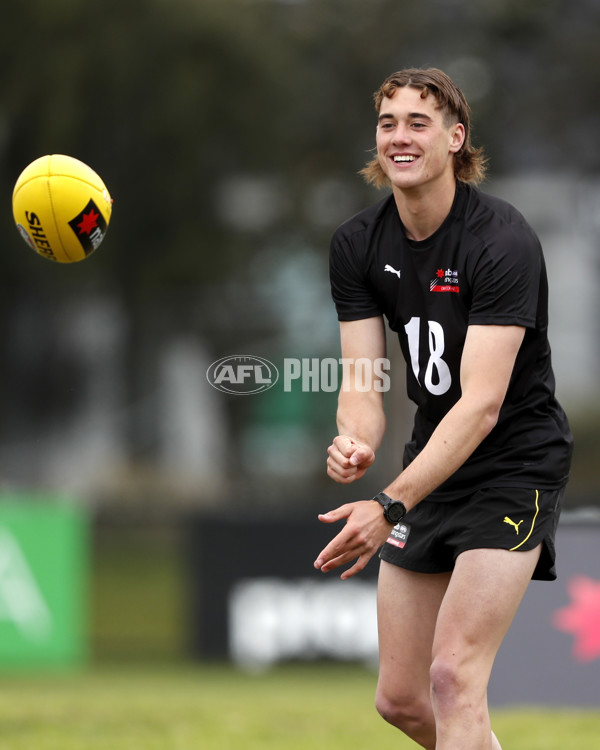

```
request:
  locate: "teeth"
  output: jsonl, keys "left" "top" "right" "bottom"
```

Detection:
{"left": 393, "top": 155, "right": 416, "bottom": 163}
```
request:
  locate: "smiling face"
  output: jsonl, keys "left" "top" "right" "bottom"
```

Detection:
{"left": 375, "top": 86, "right": 465, "bottom": 195}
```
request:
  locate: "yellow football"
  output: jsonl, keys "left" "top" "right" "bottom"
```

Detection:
{"left": 12, "top": 154, "right": 113, "bottom": 263}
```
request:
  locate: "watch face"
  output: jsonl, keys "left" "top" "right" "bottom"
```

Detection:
{"left": 386, "top": 502, "right": 405, "bottom": 523}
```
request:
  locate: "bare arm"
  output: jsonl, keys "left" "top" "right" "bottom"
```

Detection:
{"left": 382, "top": 324, "right": 525, "bottom": 508}
{"left": 316, "top": 324, "right": 526, "bottom": 579}
{"left": 326, "top": 317, "right": 388, "bottom": 483}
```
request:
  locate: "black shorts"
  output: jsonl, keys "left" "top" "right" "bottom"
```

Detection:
{"left": 380, "top": 486, "right": 564, "bottom": 581}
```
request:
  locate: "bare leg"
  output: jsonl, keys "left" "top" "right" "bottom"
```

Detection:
{"left": 430, "top": 546, "right": 541, "bottom": 750}
{"left": 376, "top": 561, "right": 450, "bottom": 749}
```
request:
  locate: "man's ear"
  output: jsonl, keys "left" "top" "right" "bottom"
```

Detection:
{"left": 450, "top": 122, "right": 466, "bottom": 154}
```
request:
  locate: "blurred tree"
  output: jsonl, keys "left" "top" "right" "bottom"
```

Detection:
{"left": 2, "top": 0, "right": 600, "bottom": 291}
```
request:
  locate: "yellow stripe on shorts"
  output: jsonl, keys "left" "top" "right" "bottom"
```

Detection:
{"left": 510, "top": 489, "right": 540, "bottom": 551}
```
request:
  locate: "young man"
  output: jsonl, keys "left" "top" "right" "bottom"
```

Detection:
{"left": 314, "top": 68, "right": 573, "bottom": 750}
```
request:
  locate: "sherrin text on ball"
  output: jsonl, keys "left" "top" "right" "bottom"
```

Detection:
{"left": 12, "top": 154, "right": 113, "bottom": 263}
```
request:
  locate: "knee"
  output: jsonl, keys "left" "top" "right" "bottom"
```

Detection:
{"left": 375, "top": 686, "right": 433, "bottom": 740}
{"left": 429, "top": 656, "right": 475, "bottom": 710}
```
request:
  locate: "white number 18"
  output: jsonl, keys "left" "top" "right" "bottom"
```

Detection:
{"left": 404, "top": 316, "right": 452, "bottom": 396}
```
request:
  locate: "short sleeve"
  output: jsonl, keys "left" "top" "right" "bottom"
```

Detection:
{"left": 329, "top": 227, "right": 383, "bottom": 321}
{"left": 467, "top": 222, "right": 541, "bottom": 328}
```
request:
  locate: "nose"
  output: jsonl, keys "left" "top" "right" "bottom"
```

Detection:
{"left": 390, "top": 124, "right": 412, "bottom": 145}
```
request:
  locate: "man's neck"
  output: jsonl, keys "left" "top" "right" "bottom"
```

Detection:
{"left": 393, "top": 177, "right": 458, "bottom": 242}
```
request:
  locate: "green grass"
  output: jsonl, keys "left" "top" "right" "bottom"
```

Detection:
{"left": 0, "top": 664, "right": 597, "bottom": 749}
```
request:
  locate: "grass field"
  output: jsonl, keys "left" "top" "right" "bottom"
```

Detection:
{"left": 0, "top": 663, "right": 597, "bottom": 750}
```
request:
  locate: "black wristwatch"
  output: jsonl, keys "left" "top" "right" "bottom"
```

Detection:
{"left": 373, "top": 492, "right": 407, "bottom": 524}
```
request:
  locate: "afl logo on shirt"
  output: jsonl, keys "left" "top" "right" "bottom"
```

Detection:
{"left": 430, "top": 268, "right": 460, "bottom": 293}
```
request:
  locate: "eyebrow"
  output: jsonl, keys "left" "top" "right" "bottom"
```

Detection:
{"left": 378, "top": 111, "right": 434, "bottom": 123}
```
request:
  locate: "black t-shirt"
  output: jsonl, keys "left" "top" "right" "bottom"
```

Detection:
{"left": 329, "top": 182, "right": 573, "bottom": 499}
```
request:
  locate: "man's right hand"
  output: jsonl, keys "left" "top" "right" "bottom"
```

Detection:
{"left": 326, "top": 435, "right": 375, "bottom": 484}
